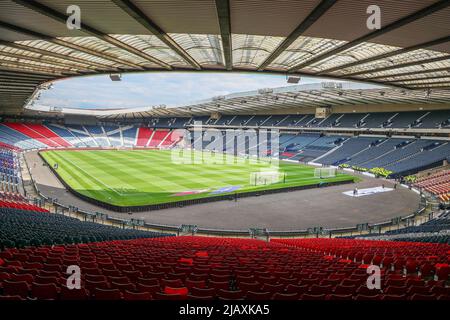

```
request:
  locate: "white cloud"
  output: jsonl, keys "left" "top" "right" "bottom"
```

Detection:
{"left": 39, "top": 72, "right": 325, "bottom": 109}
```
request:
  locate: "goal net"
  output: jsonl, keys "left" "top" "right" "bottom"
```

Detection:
{"left": 314, "top": 167, "right": 336, "bottom": 179}
{"left": 250, "top": 171, "right": 283, "bottom": 186}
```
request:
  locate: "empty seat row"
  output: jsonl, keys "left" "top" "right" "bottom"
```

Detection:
{"left": 0, "top": 236, "right": 448, "bottom": 300}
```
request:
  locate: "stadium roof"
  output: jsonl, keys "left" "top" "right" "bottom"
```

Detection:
{"left": 1, "top": 0, "right": 450, "bottom": 115}
{"left": 27, "top": 82, "right": 450, "bottom": 118}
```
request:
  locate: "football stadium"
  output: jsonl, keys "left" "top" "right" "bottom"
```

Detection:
{"left": 0, "top": 0, "right": 449, "bottom": 310}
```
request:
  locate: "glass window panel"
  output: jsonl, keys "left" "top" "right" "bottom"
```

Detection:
{"left": 111, "top": 34, "right": 189, "bottom": 67}
{"left": 232, "top": 34, "right": 284, "bottom": 68}
{"left": 169, "top": 33, "right": 223, "bottom": 67}
{"left": 269, "top": 36, "right": 345, "bottom": 70}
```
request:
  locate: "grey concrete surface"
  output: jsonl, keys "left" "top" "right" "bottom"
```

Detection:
{"left": 25, "top": 151, "right": 420, "bottom": 231}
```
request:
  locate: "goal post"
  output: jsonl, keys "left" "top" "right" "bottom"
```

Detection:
{"left": 314, "top": 167, "right": 336, "bottom": 179}
{"left": 249, "top": 170, "right": 284, "bottom": 186}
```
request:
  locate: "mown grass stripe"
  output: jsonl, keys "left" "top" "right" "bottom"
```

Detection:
{"left": 40, "top": 150, "right": 354, "bottom": 207}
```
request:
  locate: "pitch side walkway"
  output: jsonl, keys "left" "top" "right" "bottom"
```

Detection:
{"left": 25, "top": 151, "right": 420, "bottom": 231}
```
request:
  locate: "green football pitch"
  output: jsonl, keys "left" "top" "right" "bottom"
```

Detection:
{"left": 40, "top": 149, "right": 354, "bottom": 207}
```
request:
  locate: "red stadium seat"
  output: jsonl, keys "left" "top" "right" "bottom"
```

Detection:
{"left": 385, "top": 286, "right": 408, "bottom": 295}
{"left": 334, "top": 284, "right": 357, "bottom": 295}
{"left": 137, "top": 277, "right": 159, "bottom": 287}
{"left": 309, "top": 284, "right": 333, "bottom": 295}
{"left": 382, "top": 294, "right": 407, "bottom": 300}
{"left": 190, "top": 287, "right": 216, "bottom": 297}
{"left": 272, "top": 292, "right": 300, "bottom": 300}
{"left": 3, "top": 280, "right": 30, "bottom": 298}
{"left": 301, "top": 294, "right": 326, "bottom": 300}
{"left": 123, "top": 290, "right": 152, "bottom": 301}
{"left": 154, "top": 292, "right": 185, "bottom": 300}
{"left": 185, "top": 279, "right": 205, "bottom": 289}
{"left": 246, "top": 291, "right": 272, "bottom": 300}
{"left": 208, "top": 280, "right": 229, "bottom": 291}
{"left": 60, "top": 286, "right": 89, "bottom": 300}
{"left": 94, "top": 288, "right": 123, "bottom": 300}
{"left": 285, "top": 284, "right": 309, "bottom": 295}
{"left": 409, "top": 294, "right": 436, "bottom": 301}
{"left": 111, "top": 282, "right": 136, "bottom": 292}
{"left": 355, "top": 294, "right": 381, "bottom": 300}
{"left": 187, "top": 294, "right": 214, "bottom": 300}
{"left": 238, "top": 281, "right": 261, "bottom": 292}
{"left": 327, "top": 294, "right": 353, "bottom": 300}
{"left": 407, "top": 286, "right": 431, "bottom": 295}
{"left": 136, "top": 283, "right": 160, "bottom": 295}
{"left": 0, "top": 236, "right": 448, "bottom": 302}
{"left": 161, "top": 279, "right": 184, "bottom": 288}
{"left": 217, "top": 289, "right": 244, "bottom": 300}
{"left": 31, "top": 283, "right": 59, "bottom": 300}
{"left": 164, "top": 286, "right": 188, "bottom": 296}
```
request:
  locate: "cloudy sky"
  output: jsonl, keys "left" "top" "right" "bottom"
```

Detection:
{"left": 38, "top": 72, "right": 327, "bottom": 109}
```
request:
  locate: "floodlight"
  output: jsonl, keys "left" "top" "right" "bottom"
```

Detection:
{"left": 286, "top": 75, "right": 301, "bottom": 84}
{"left": 109, "top": 73, "right": 122, "bottom": 81}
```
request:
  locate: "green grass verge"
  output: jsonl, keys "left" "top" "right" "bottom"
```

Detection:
{"left": 40, "top": 149, "right": 354, "bottom": 207}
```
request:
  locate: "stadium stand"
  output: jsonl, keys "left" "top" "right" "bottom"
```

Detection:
{"left": 184, "top": 111, "right": 450, "bottom": 129}
{"left": 258, "top": 115, "right": 287, "bottom": 127}
{"left": 160, "top": 130, "right": 183, "bottom": 148}
{"left": 389, "top": 112, "right": 427, "bottom": 128}
{"left": 382, "top": 142, "right": 450, "bottom": 176}
{"left": 367, "top": 139, "right": 434, "bottom": 168}
{"left": 167, "top": 118, "right": 190, "bottom": 128}
{"left": 0, "top": 207, "right": 171, "bottom": 250}
{"left": 0, "top": 124, "right": 46, "bottom": 150}
{"left": 188, "top": 116, "right": 210, "bottom": 126}
{"left": 344, "top": 209, "right": 450, "bottom": 245}
{"left": 105, "top": 127, "right": 123, "bottom": 147}
{"left": 0, "top": 142, "right": 19, "bottom": 152}
{"left": 0, "top": 236, "right": 448, "bottom": 300}
{"left": 419, "top": 110, "right": 450, "bottom": 129}
{"left": 283, "top": 133, "right": 321, "bottom": 150}
{"left": 0, "top": 118, "right": 448, "bottom": 177}
{"left": 21, "top": 124, "right": 71, "bottom": 148}
{"left": 276, "top": 115, "right": 294, "bottom": 127}
{"left": 311, "top": 114, "right": 340, "bottom": 128}
{"left": 279, "top": 133, "right": 343, "bottom": 161}
{"left": 245, "top": 115, "right": 270, "bottom": 127}
{"left": 1, "top": 0, "right": 450, "bottom": 305}
{"left": 45, "top": 124, "right": 87, "bottom": 147}
{"left": 0, "top": 147, "right": 21, "bottom": 196}
{"left": 65, "top": 126, "right": 98, "bottom": 147}
{"left": 0, "top": 115, "right": 448, "bottom": 301}
{"left": 414, "top": 171, "right": 450, "bottom": 202}
{"left": 318, "top": 136, "right": 381, "bottom": 166}
{"left": 0, "top": 199, "right": 47, "bottom": 213}
{"left": 148, "top": 130, "right": 170, "bottom": 148}
{"left": 337, "top": 113, "right": 368, "bottom": 128}
{"left": 0, "top": 192, "right": 26, "bottom": 203}
{"left": 293, "top": 115, "right": 315, "bottom": 127}
{"left": 213, "top": 115, "right": 234, "bottom": 126}
{"left": 84, "top": 126, "right": 110, "bottom": 147}
{"left": 3, "top": 123, "right": 60, "bottom": 148}
{"left": 226, "top": 115, "right": 248, "bottom": 127}
{"left": 360, "top": 113, "right": 394, "bottom": 128}
{"left": 136, "top": 128, "right": 154, "bottom": 147}
{"left": 346, "top": 138, "right": 402, "bottom": 166}
{"left": 278, "top": 133, "right": 296, "bottom": 149}
{"left": 121, "top": 126, "right": 138, "bottom": 147}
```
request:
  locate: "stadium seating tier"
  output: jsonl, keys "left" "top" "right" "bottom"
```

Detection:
{"left": 0, "top": 236, "right": 448, "bottom": 300}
